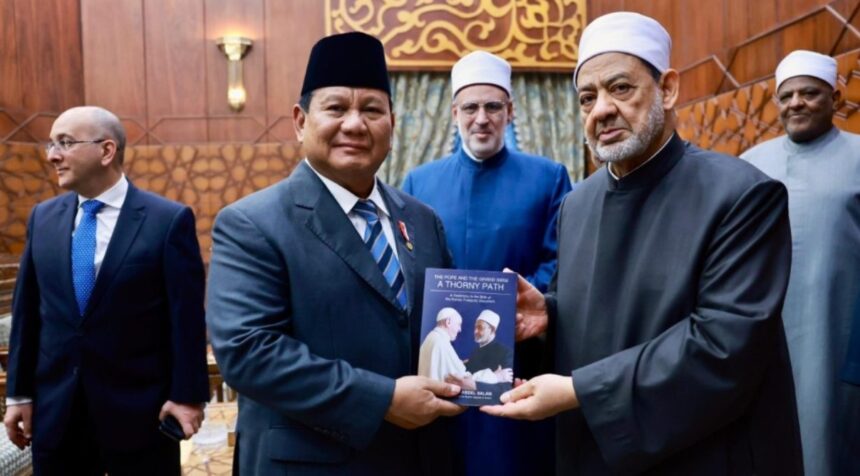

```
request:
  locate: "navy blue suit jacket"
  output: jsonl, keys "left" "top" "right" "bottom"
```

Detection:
{"left": 7, "top": 184, "right": 210, "bottom": 452}
{"left": 206, "top": 162, "right": 455, "bottom": 475}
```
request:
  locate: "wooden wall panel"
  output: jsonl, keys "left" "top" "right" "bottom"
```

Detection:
{"left": 724, "top": 0, "right": 752, "bottom": 46}
{"left": 746, "top": 0, "right": 781, "bottom": 39}
{"left": 13, "top": 0, "right": 84, "bottom": 113}
{"left": 586, "top": 0, "right": 832, "bottom": 74}
{"left": 144, "top": 0, "right": 208, "bottom": 142}
{"left": 728, "top": 11, "right": 844, "bottom": 85}
{"left": 0, "top": 0, "right": 84, "bottom": 142}
{"left": 0, "top": 0, "right": 21, "bottom": 111}
{"left": 680, "top": 1, "right": 724, "bottom": 63}
{"left": 264, "top": 0, "right": 326, "bottom": 142}
{"left": 832, "top": 0, "right": 860, "bottom": 17}
{"left": 778, "top": 0, "right": 825, "bottom": 22}
{"left": 205, "top": 0, "right": 267, "bottom": 142}
{"left": 82, "top": 0, "right": 147, "bottom": 144}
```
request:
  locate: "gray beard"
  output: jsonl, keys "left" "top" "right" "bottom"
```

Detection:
{"left": 591, "top": 91, "right": 665, "bottom": 163}
{"left": 475, "top": 334, "right": 494, "bottom": 347}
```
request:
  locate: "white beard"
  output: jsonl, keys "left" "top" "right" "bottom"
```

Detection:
{"left": 475, "top": 332, "right": 494, "bottom": 347}
{"left": 591, "top": 90, "right": 665, "bottom": 163}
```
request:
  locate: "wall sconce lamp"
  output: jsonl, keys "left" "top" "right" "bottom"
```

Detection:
{"left": 216, "top": 36, "right": 253, "bottom": 112}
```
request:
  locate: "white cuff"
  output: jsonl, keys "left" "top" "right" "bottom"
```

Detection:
{"left": 5, "top": 396, "right": 33, "bottom": 406}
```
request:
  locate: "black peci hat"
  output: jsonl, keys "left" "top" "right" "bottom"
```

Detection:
{"left": 300, "top": 31, "right": 391, "bottom": 96}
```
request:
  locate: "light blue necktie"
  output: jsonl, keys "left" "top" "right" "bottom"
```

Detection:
{"left": 353, "top": 200, "right": 407, "bottom": 309}
{"left": 72, "top": 199, "right": 105, "bottom": 316}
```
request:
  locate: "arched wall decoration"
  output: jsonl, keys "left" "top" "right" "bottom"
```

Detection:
{"left": 325, "top": 0, "right": 586, "bottom": 71}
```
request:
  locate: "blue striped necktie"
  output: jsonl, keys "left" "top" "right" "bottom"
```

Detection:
{"left": 353, "top": 200, "right": 407, "bottom": 309}
{"left": 72, "top": 199, "right": 105, "bottom": 316}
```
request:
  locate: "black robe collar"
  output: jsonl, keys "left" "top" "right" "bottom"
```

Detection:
{"left": 606, "top": 132, "right": 686, "bottom": 191}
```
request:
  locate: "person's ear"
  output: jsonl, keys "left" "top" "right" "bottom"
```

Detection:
{"left": 659, "top": 69, "right": 680, "bottom": 110}
{"left": 293, "top": 104, "right": 307, "bottom": 142}
{"left": 100, "top": 140, "right": 118, "bottom": 167}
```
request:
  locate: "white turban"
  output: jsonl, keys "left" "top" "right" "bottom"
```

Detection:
{"left": 451, "top": 51, "right": 512, "bottom": 98}
{"left": 574, "top": 11, "right": 672, "bottom": 89}
{"left": 436, "top": 307, "right": 461, "bottom": 322}
{"left": 775, "top": 50, "right": 837, "bottom": 90}
{"left": 476, "top": 310, "right": 500, "bottom": 330}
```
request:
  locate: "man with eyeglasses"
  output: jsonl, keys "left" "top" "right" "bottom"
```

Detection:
{"left": 741, "top": 50, "right": 860, "bottom": 476}
{"left": 403, "top": 50, "right": 571, "bottom": 476}
{"left": 4, "top": 106, "right": 210, "bottom": 475}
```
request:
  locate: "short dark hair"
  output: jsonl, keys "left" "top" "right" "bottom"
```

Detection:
{"left": 298, "top": 91, "right": 314, "bottom": 112}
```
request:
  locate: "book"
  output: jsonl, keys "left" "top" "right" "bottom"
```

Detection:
{"left": 417, "top": 268, "right": 516, "bottom": 406}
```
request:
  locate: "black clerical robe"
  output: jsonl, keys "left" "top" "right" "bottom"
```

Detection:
{"left": 465, "top": 341, "right": 513, "bottom": 374}
{"left": 548, "top": 133, "right": 802, "bottom": 475}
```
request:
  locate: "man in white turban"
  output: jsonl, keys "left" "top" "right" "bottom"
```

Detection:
{"left": 403, "top": 50, "right": 570, "bottom": 476}
{"left": 742, "top": 49, "right": 860, "bottom": 476}
{"left": 483, "top": 11, "right": 802, "bottom": 475}
{"left": 464, "top": 310, "right": 513, "bottom": 384}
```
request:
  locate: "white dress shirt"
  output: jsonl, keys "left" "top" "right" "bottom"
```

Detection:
{"left": 75, "top": 175, "right": 129, "bottom": 277}
{"left": 7, "top": 175, "right": 129, "bottom": 405}
{"left": 305, "top": 160, "right": 400, "bottom": 260}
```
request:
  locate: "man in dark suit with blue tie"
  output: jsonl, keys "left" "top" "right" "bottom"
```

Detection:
{"left": 3, "top": 106, "right": 210, "bottom": 475}
{"left": 206, "top": 32, "right": 463, "bottom": 475}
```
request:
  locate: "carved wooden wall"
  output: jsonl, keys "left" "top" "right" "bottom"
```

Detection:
{"left": 326, "top": 0, "right": 586, "bottom": 71}
{"left": 0, "top": 143, "right": 302, "bottom": 260}
{"left": 5, "top": 0, "right": 860, "bottom": 256}
{"left": 588, "top": 0, "right": 860, "bottom": 106}
{"left": 676, "top": 49, "right": 860, "bottom": 156}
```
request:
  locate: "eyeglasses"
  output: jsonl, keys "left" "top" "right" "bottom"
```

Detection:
{"left": 44, "top": 139, "right": 107, "bottom": 153}
{"left": 456, "top": 101, "right": 508, "bottom": 116}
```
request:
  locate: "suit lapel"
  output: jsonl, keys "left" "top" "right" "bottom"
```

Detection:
{"left": 49, "top": 194, "right": 79, "bottom": 316}
{"left": 294, "top": 163, "right": 406, "bottom": 319}
{"left": 82, "top": 185, "right": 146, "bottom": 322}
{"left": 380, "top": 183, "right": 417, "bottom": 312}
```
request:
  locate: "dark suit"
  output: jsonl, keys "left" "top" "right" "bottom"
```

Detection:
{"left": 7, "top": 183, "right": 210, "bottom": 474}
{"left": 206, "top": 162, "right": 454, "bottom": 475}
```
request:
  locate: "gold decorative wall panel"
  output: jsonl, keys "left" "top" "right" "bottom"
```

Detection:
{"left": 325, "top": 0, "right": 585, "bottom": 71}
{"left": 0, "top": 142, "right": 302, "bottom": 262}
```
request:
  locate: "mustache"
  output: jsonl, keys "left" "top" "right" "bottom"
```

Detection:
{"left": 595, "top": 120, "right": 630, "bottom": 135}
{"left": 470, "top": 126, "right": 494, "bottom": 133}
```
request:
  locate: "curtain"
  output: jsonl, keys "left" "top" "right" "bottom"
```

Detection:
{"left": 511, "top": 73, "right": 584, "bottom": 182}
{"left": 383, "top": 72, "right": 585, "bottom": 187}
{"left": 381, "top": 72, "right": 453, "bottom": 187}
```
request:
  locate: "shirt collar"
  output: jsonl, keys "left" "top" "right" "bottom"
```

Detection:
{"left": 783, "top": 125, "right": 839, "bottom": 153}
{"left": 607, "top": 134, "right": 674, "bottom": 180}
{"left": 77, "top": 174, "right": 128, "bottom": 209}
{"left": 304, "top": 159, "right": 391, "bottom": 218}
{"left": 456, "top": 144, "right": 509, "bottom": 170}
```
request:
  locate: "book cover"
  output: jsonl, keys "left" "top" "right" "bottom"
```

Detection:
{"left": 417, "top": 268, "right": 516, "bottom": 406}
